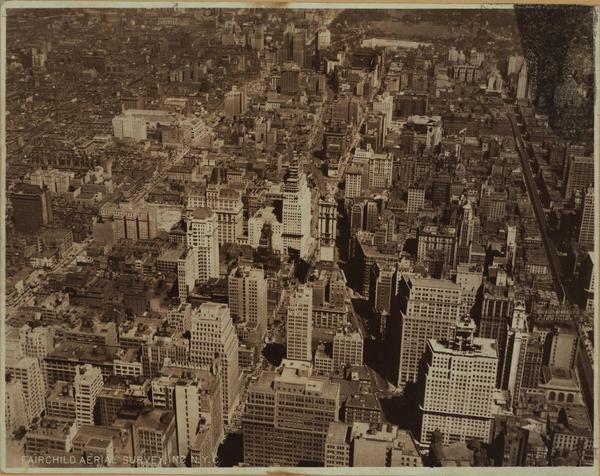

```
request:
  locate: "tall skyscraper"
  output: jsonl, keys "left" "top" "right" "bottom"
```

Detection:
{"left": 349, "top": 202, "right": 364, "bottom": 235}
{"left": 344, "top": 164, "right": 366, "bottom": 199}
{"left": 5, "top": 354, "right": 45, "bottom": 425}
{"left": 332, "top": 328, "right": 363, "bottom": 373}
{"left": 516, "top": 62, "right": 528, "bottom": 99}
{"left": 282, "top": 24, "right": 306, "bottom": 66}
{"left": 286, "top": 284, "right": 313, "bottom": 362}
{"left": 251, "top": 25, "right": 265, "bottom": 51}
{"left": 364, "top": 113, "right": 386, "bottom": 153}
{"left": 507, "top": 54, "right": 524, "bottom": 75}
{"left": 172, "top": 366, "right": 223, "bottom": 464}
{"left": 364, "top": 201, "right": 378, "bottom": 232}
{"left": 372, "top": 92, "right": 394, "bottom": 132}
{"left": 224, "top": 85, "right": 247, "bottom": 119}
{"left": 499, "top": 300, "right": 529, "bottom": 405}
{"left": 177, "top": 246, "right": 198, "bottom": 302}
{"left": 228, "top": 266, "right": 268, "bottom": 341}
{"left": 333, "top": 95, "right": 361, "bottom": 125}
{"left": 190, "top": 302, "right": 241, "bottom": 424}
{"left": 456, "top": 202, "right": 475, "bottom": 264}
{"left": 124, "top": 408, "right": 177, "bottom": 467}
{"left": 316, "top": 28, "right": 331, "bottom": 50}
{"left": 290, "top": 29, "right": 306, "bottom": 66}
{"left": 282, "top": 158, "right": 312, "bottom": 259}
{"left": 418, "top": 317, "right": 497, "bottom": 446}
{"left": 447, "top": 46, "right": 460, "bottom": 63}
{"left": 563, "top": 155, "right": 594, "bottom": 200}
{"left": 74, "top": 364, "right": 104, "bottom": 425}
{"left": 417, "top": 225, "right": 457, "bottom": 276}
{"left": 578, "top": 186, "right": 594, "bottom": 250}
{"left": 202, "top": 184, "right": 244, "bottom": 246}
{"left": 242, "top": 360, "right": 340, "bottom": 466}
{"left": 367, "top": 152, "right": 393, "bottom": 189}
{"left": 293, "top": 30, "right": 306, "bottom": 66}
{"left": 391, "top": 275, "right": 462, "bottom": 386}
{"left": 281, "top": 63, "right": 300, "bottom": 95}
{"left": 455, "top": 263, "right": 483, "bottom": 318}
{"left": 506, "top": 224, "right": 517, "bottom": 272}
{"left": 187, "top": 208, "right": 220, "bottom": 284}
{"left": 479, "top": 281, "right": 515, "bottom": 341}
{"left": 370, "top": 262, "right": 396, "bottom": 316}
{"left": 10, "top": 183, "right": 53, "bottom": 234}
{"left": 247, "top": 206, "right": 284, "bottom": 253}
{"left": 5, "top": 379, "right": 28, "bottom": 434}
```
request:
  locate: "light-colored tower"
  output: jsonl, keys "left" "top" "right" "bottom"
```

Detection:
{"left": 516, "top": 62, "right": 528, "bottom": 99}
{"left": 282, "top": 158, "right": 312, "bottom": 259}
{"left": 286, "top": 285, "right": 313, "bottom": 362}
{"left": 228, "top": 266, "right": 268, "bottom": 340}
{"left": 177, "top": 246, "right": 198, "bottom": 302}
{"left": 316, "top": 28, "right": 331, "bottom": 50}
{"left": 187, "top": 208, "right": 220, "bottom": 284}
{"left": 5, "top": 355, "right": 45, "bottom": 425}
{"left": 332, "top": 329, "right": 363, "bottom": 373}
{"left": 448, "top": 47, "right": 458, "bottom": 63}
{"left": 563, "top": 155, "right": 594, "bottom": 200}
{"left": 344, "top": 164, "right": 365, "bottom": 199}
{"left": 173, "top": 368, "right": 223, "bottom": 463}
{"left": 372, "top": 92, "right": 394, "bottom": 132}
{"left": 247, "top": 206, "right": 284, "bottom": 253}
{"left": 367, "top": 153, "right": 393, "bottom": 189}
{"left": 242, "top": 360, "right": 341, "bottom": 466}
{"left": 204, "top": 184, "right": 244, "bottom": 245}
{"left": 190, "top": 302, "right": 241, "bottom": 424}
{"left": 507, "top": 54, "right": 524, "bottom": 75}
{"left": 458, "top": 202, "right": 474, "bottom": 247}
{"left": 318, "top": 192, "right": 337, "bottom": 262}
{"left": 499, "top": 300, "right": 529, "bottom": 406}
{"left": 419, "top": 317, "right": 497, "bottom": 446}
{"left": 394, "top": 276, "right": 462, "bottom": 385}
{"left": 74, "top": 364, "right": 104, "bottom": 426}
{"left": 579, "top": 186, "right": 594, "bottom": 250}
{"left": 5, "top": 379, "right": 28, "bottom": 434}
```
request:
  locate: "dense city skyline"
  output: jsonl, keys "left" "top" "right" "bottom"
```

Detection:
{"left": 2, "top": 5, "right": 597, "bottom": 471}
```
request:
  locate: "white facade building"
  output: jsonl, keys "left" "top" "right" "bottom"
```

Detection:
{"left": 282, "top": 160, "right": 312, "bottom": 259}
{"left": 228, "top": 266, "right": 268, "bottom": 339}
{"left": 186, "top": 208, "right": 220, "bottom": 284}
{"left": 190, "top": 303, "right": 241, "bottom": 424}
{"left": 419, "top": 318, "right": 497, "bottom": 446}
{"left": 74, "top": 364, "right": 104, "bottom": 426}
{"left": 247, "top": 206, "right": 284, "bottom": 253}
{"left": 286, "top": 285, "right": 313, "bottom": 362}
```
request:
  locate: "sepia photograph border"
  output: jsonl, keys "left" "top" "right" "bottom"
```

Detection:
{"left": 0, "top": 0, "right": 598, "bottom": 475}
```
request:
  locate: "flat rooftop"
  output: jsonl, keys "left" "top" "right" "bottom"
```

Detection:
{"left": 429, "top": 337, "right": 498, "bottom": 359}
